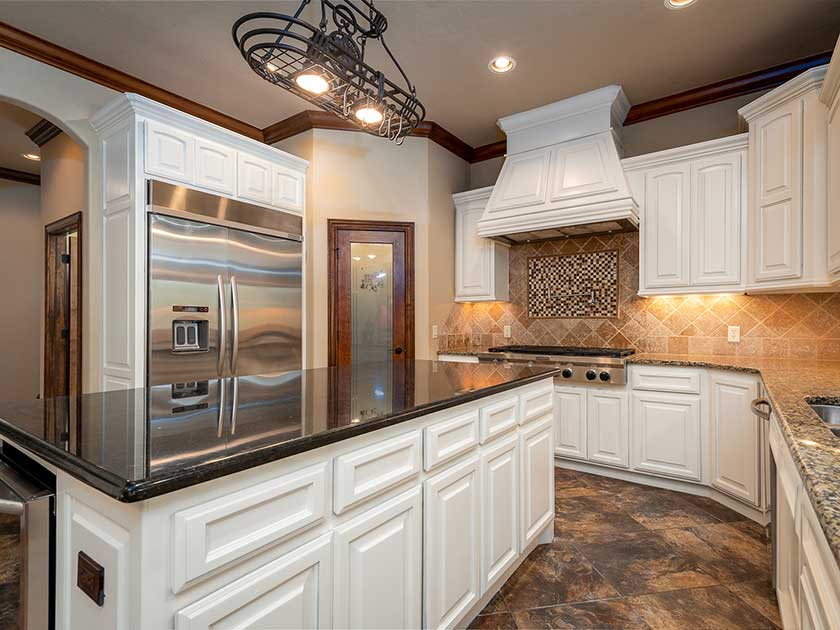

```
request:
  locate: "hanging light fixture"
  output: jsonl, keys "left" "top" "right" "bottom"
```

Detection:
{"left": 233, "top": 0, "right": 425, "bottom": 144}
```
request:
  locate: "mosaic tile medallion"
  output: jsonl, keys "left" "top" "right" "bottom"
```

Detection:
{"left": 527, "top": 249, "right": 619, "bottom": 318}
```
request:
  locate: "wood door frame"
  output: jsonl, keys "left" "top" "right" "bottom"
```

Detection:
{"left": 44, "top": 211, "right": 82, "bottom": 399}
{"left": 327, "top": 219, "right": 415, "bottom": 367}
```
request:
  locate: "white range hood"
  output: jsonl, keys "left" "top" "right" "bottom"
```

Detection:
{"left": 478, "top": 85, "right": 639, "bottom": 242}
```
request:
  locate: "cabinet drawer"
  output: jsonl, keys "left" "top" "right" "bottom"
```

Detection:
{"left": 334, "top": 431, "right": 422, "bottom": 514}
{"left": 171, "top": 461, "right": 328, "bottom": 592}
{"left": 519, "top": 382, "right": 554, "bottom": 425}
{"left": 631, "top": 365, "right": 701, "bottom": 394}
{"left": 424, "top": 410, "right": 480, "bottom": 471}
{"left": 479, "top": 395, "right": 519, "bottom": 443}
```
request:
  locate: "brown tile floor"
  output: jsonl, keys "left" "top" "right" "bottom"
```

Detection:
{"left": 466, "top": 468, "right": 780, "bottom": 630}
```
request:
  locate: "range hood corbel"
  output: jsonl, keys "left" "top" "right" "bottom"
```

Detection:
{"left": 478, "top": 85, "right": 639, "bottom": 242}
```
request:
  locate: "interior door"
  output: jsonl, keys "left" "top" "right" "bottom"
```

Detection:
{"left": 329, "top": 221, "right": 414, "bottom": 366}
{"left": 226, "top": 227, "right": 302, "bottom": 377}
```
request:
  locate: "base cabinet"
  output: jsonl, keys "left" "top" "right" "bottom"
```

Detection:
{"left": 520, "top": 418, "right": 554, "bottom": 549}
{"left": 554, "top": 386, "right": 587, "bottom": 460}
{"left": 631, "top": 391, "right": 701, "bottom": 481}
{"left": 587, "top": 389, "right": 629, "bottom": 469}
{"left": 480, "top": 434, "right": 519, "bottom": 592}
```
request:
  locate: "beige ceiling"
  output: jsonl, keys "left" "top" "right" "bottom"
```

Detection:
{"left": 0, "top": 101, "right": 41, "bottom": 174}
{"left": 0, "top": 0, "right": 838, "bottom": 146}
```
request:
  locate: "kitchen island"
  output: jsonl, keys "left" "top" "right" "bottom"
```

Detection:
{"left": 0, "top": 360, "right": 558, "bottom": 630}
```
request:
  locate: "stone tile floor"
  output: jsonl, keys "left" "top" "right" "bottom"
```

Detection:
{"left": 467, "top": 467, "right": 780, "bottom": 629}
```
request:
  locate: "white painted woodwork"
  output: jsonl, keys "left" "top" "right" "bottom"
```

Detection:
{"left": 145, "top": 120, "right": 194, "bottom": 183}
{"left": 554, "top": 386, "right": 587, "bottom": 461}
{"left": 643, "top": 162, "right": 691, "bottom": 288}
{"left": 479, "top": 395, "right": 519, "bottom": 444}
{"left": 453, "top": 187, "right": 510, "bottom": 302}
{"left": 548, "top": 134, "right": 615, "bottom": 201}
{"left": 480, "top": 433, "right": 519, "bottom": 592}
{"left": 487, "top": 147, "right": 550, "bottom": 212}
{"left": 690, "top": 152, "right": 741, "bottom": 286}
{"left": 519, "top": 417, "right": 555, "bottom": 549}
{"left": 333, "top": 487, "right": 422, "bottom": 630}
{"left": 273, "top": 164, "right": 305, "bottom": 214}
{"left": 424, "top": 456, "right": 481, "bottom": 630}
{"left": 424, "top": 410, "right": 480, "bottom": 471}
{"left": 175, "top": 533, "right": 333, "bottom": 630}
{"left": 631, "top": 391, "right": 702, "bottom": 482}
{"left": 194, "top": 137, "right": 236, "bottom": 195}
{"left": 775, "top": 437, "right": 802, "bottom": 630}
{"left": 171, "top": 462, "right": 328, "bottom": 592}
{"left": 710, "top": 372, "right": 761, "bottom": 506}
{"left": 822, "top": 38, "right": 840, "bottom": 277}
{"left": 237, "top": 153, "right": 273, "bottom": 205}
{"left": 630, "top": 365, "right": 702, "bottom": 395}
{"left": 519, "top": 382, "right": 555, "bottom": 425}
{"left": 799, "top": 493, "right": 840, "bottom": 629}
{"left": 333, "top": 430, "right": 422, "bottom": 515}
{"left": 586, "top": 388, "right": 629, "bottom": 469}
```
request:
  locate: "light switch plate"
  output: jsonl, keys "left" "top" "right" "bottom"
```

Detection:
{"left": 503, "top": 325, "right": 511, "bottom": 338}
{"left": 432, "top": 325, "right": 438, "bottom": 339}
{"left": 727, "top": 326, "right": 741, "bottom": 343}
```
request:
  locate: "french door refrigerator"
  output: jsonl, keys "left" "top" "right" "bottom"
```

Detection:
{"left": 147, "top": 180, "right": 303, "bottom": 387}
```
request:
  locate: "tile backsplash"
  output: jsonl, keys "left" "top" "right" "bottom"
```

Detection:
{"left": 440, "top": 232, "right": 840, "bottom": 359}
{"left": 527, "top": 250, "right": 618, "bottom": 318}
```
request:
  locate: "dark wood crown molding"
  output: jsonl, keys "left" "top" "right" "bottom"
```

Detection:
{"left": 471, "top": 140, "right": 507, "bottom": 163}
{"left": 0, "top": 21, "right": 263, "bottom": 141}
{"left": 25, "top": 118, "right": 62, "bottom": 146}
{"left": 0, "top": 166, "right": 40, "bottom": 186}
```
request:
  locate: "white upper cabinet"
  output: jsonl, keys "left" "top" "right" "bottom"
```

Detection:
{"left": 453, "top": 187, "right": 510, "bottom": 302}
{"left": 146, "top": 120, "right": 194, "bottom": 182}
{"left": 623, "top": 134, "right": 747, "bottom": 296}
{"left": 273, "top": 164, "right": 305, "bottom": 214}
{"left": 238, "top": 153, "right": 274, "bottom": 205}
{"left": 820, "top": 36, "right": 840, "bottom": 278}
{"left": 740, "top": 64, "right": 837, "bottom": 291}
{"left": 195, "top": 137, "right": 236, "bottom": 195}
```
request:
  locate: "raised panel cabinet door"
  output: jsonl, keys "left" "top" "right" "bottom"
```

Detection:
{"left": 424, "top": 455, "right": 481, "bottom": 630}
{"left": 195, "top": 138, "right": 236, "bottom": 195}
{"left": 799, "top": 496, "right": 840, "bottom": 630}
{"left": 486, "top": 147, "right": 551, "bottom": 214}
{"left": 480, "top": 433, "right": 519, "bottom": 593}
{"left": 519, "top": 417, "right": 554, "bottom": 550}
{"left": 554, "top": 386, "right": 587, "bottom": 461}
{"left": 776, "top": 466, "right": 801, "bottom": 629}
{"left": 710, "top": 373, "right": 760, "bottom": 506}
{"left": 690, "top": 152, "right": 742, "bottom": 286}
{"left": 237, "top": 152, "right": 273, "bottom": 205}
{"left": 145, "top": 120, "right": 194, "bottom": 183}
{"left": 548, "top": 135, "right": 614, "bottom": 202}
{"left": 751, "top": 101, "right": 803, "bottom": 282}
{"left": 630, "top": 391, "right": 702, "bottom": 481}
{"left": 333, "top": 487, "right": 422, "bottom": 630}
{"left": 455, "top": 204, "right": 492, "bottom": 300}
{"left": 273, "top": 164, "right": 305, "bottom": 214}
{"left": 175, "top": 533, "right": 333, "bottom": 630}
{"left": 643, "top": 163, "right": 691, "bottom": 288}
{"left": 587, "top": 389, "right": 629, "bottom": 468}
{"left": 828, "top": 98, "right": 840, "bottom": 276}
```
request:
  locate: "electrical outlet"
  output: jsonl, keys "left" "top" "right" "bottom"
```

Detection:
{"left": 432, "top": 325, "right": 438, "bottom": 339}
{"left": 503, "top": 325, "right": 512, "bottom": 339}
{"left": 727, "top": 326, "right": 741, "bottom": 343}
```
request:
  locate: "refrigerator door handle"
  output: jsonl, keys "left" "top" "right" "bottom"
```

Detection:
{"left": 217, "top": 275, "right": 227, "bottom": 376}
{"left": 230, "top": 377, "right": 239, "bottom": 435}
{"left": 231, "top": 275, "right": 240, "bottom": 374}
{"left": 217, "top": 378, "right": 226, "bottom": 438}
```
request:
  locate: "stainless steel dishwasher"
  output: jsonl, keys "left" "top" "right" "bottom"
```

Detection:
{"left": 0, "top": 444, "right": 55, "bottom": 630}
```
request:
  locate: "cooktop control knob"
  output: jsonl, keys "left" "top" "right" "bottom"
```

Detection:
{"left": 561, "top": 368, "right": 573, "bottom": 378}
{"left": 599, "top": 371, "right": 611, "bottom": 382}
{"left": 586, "top": 369, "right": 597, "bottom": 381}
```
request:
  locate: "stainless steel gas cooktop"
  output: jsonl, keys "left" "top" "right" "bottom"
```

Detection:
{"left": 476, "top": 345, "right": 636, "bottom": 385}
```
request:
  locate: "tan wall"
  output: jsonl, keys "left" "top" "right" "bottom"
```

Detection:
{"left": 40, "top": 132, "right": 86, "bottom": 225}
{"left": 0, "top": 180, "right": 42, "bottom": 401}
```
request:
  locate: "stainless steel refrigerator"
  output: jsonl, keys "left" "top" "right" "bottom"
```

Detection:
{"left": 147, "top": 180, "right": 303, "bottom": 387}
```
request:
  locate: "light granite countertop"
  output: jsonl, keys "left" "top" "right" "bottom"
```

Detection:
{"left": 438, "top": 348, "right": 840, "bottom": 568}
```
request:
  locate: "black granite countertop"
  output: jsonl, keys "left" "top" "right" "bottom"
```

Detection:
{"left": 0, "top": 360, "right": 557, "bottom": 503}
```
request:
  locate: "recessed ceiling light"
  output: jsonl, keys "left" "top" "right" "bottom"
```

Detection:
{"left": 488, "top": 56, "right": 516, "bottom": 74}
{"left": 664, "top": 0, "right": 698, "bottom": 8}
{"left": 22, "top": 153, "right": 40, "bottom": 161}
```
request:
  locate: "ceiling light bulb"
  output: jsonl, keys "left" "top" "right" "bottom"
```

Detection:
{"left": 22, "top": 153, "right": 40, "bottom": 161}
{"left": 264, "top": 61, "right": 279, "bottom": 73}
{"left": 488, "top": 56, "right": 516, "bottom": 73}
{"left": 295, "top": 71, "right": 330, "bottom": 95}
{"left": 664, "top": 0, "right": 697, "bottom": 8}
{"left": 355, "top": 106, "right": 383, "bottom": 125}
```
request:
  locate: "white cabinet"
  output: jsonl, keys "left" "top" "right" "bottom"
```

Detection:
{"left": 777, "top": 463, "right": 801, "bottom": 629}
{"left": 238, "top": 152, "right": 273, "bottom": 205}
{"left": 709, "top": 372, "right": 761, "bottom": 506}
{"left": 333, "top": 488, "right": 422, "bottom": 630}
{"left": 623, "top": 135, "right": 746, "bottom": 296}
{"left": 480, "top": 433, "right": 519, "bottom": 592}
{"left": 740, "top": 65, "right": 837, "bottom": 291}
{"left": 587, "top": 388, "right": 629, "bottom": 469}
{"left": 820, "top": 36, "right": 840, "bottom": 278}
{"left": 799, "top": 494, "right": 840, "bottom": 629}
{"left": 519, "top": 418, "right": 554, "bottom": 549}
{"left": 424, "top": 456, "right": 481, "bottom": 630}
{"left": 195, "top": 137, "right": 236, "bottom": 195}
{"left": 146, "top": 120, "right": 194, "bottom": 183}
{"left": 453, "top": 187, "right": 509, "bottom": 302}
{"left": 631, "top": 391, "right": 702, "bottom": 481}
{"left": 554, "top": 386, "right": 587, "bottom": 461}
{"left": 273, "top": 164, "right": 305, "bottom": 214}
{"left": 424, "top": 410, "right": 480, "bottom": 471}
{"left": 175, "top": 533, "right": 333, "bottom": 630}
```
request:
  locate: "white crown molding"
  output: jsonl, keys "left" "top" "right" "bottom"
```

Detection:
{"left": 452, "top": 185, "right": 493, "bottom": 210}
{"left": 621, "top": 133, "right": 749, "bottom": 171}
{"left": 90, "top": 93, "right": 309, "bottom": 172}
{"left": 738, "top": 65, "right": 828, "bottom": 123}
{"left": 819, "top": 37, "right": 840, "bottom": 108}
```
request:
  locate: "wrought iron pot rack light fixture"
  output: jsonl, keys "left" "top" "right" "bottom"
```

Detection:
{"left": 233, "top": 0, "right": 425, "bottom": 144}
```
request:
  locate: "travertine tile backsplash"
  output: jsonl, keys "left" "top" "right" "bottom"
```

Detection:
{"left": 440, "top": 232, "right": 840, "bottom": 359}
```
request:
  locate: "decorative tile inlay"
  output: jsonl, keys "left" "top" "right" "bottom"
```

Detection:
{"left": 527, "top": 250, "right": 618, "bottom": 319}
